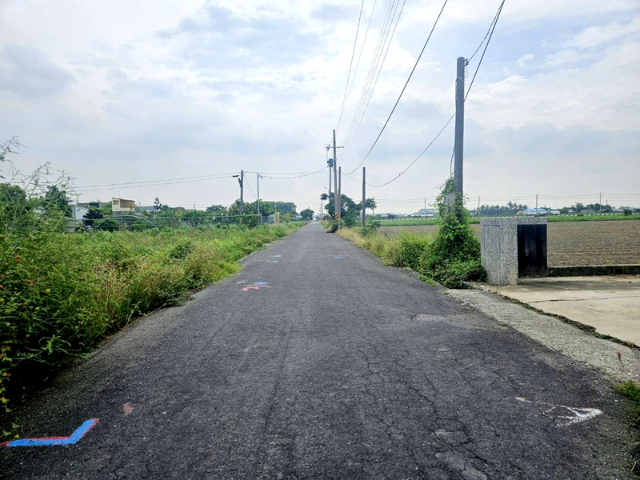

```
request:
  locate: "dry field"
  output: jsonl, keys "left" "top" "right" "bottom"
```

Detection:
{"left": 379, "top": 220, "right": 640, "bottom": 267}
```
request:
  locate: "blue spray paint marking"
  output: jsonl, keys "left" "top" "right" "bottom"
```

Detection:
{"left": 254, "top": 281, "right": 270, "bottom": 285}
{"left": 330, "top": 255, "right": 348, "bottom": 259}
{"left": 1, "top": 419, "right": 98, "bottom": 448}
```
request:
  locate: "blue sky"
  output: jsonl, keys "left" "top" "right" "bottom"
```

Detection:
{"left": 0, "top": 0, "right": 638, "bottom": 212}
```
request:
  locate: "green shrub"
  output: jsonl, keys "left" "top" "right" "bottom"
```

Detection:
{"left": 397, "top": 231, "right": 432, "bottom": 270}
{"left": 360, "top": 221, "right": 380, "bottom": 237}
{"left": 326, "top": 221, "right": 339, "bottom": 233}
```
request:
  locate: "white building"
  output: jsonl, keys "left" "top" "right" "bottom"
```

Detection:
{"left": 112, "top": 198, "right": 136, "bottom": 215}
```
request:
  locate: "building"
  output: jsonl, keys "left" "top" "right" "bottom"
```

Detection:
{"left": 66, "top": 204, "right": 89, "bottom": 232}
{"left": 112, "top": 198, "right": 136, "bottom": 215}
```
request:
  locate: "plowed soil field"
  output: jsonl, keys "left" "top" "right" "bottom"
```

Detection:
{"left": 380, "top": 220, "right": 640, "bottom": 267}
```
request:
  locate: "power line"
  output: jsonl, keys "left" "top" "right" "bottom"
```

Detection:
{"left": 340, "top": 0, "right": 405, "bottom": 165}
{"left": 338, "top": 0, "right": 378, "bottom": 138}
{"left": 76, "top": 174, "right": 239, "bottom": 193}
{"left": 76, "top": 172, "right": 238, "bottom": 189}
{"left": 336, "top": 0, "right": 365, "bottom": 132}
{"left": 340, "top": 0, "right": 403, "bottom": 161}
{"left": 465, "top": 0, "right": 505, "bottom": 100}
{"left": 366, "top": 113, "right": 455, "bottom": 188}
{"left": 348, "top": 0, "right": 449, "bottom": 174}
{"left": 258, "top": 167, "right": 327, "bottom": 180}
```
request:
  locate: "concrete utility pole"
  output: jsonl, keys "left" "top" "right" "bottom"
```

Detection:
{"left": 240, "top": 170, "right": 244, "bottom": 214}
{"left": 338, "top": 167, "right": 342, "bottom": 219}
{"left": 477, "top": 195, "right": 481, "bottom": 217}
{"left": 362, "top": 167, "right": 366, "bottom": 226}
{"left": 600, "top": 192, "right": 602, "bottom": 212}
{"left": 257, "top": 173, "right": 261, "bottom": 225}
{"left": 333, "top": 129, "right": 340, "bottom": 222}
{"left": 454, "top": 57, "right": 465, "bottom": 197}
{"left": 536, "top": 193, "right": 538, "bottom": 211}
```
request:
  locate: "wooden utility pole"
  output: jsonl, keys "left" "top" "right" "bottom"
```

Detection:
{"left": 454, "top": 57, "right": 465, "bottom": 197}
{"left": 362, "top": 167, "right": 366, "bottom": 226}
{"left": 333, "top": 130, "right": 340, "bottom": 222}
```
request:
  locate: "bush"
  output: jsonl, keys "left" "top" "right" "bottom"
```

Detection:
{"left": 326, "top": 221, "right": 339, "bottom": 233}
{"left": 397, "top": 231, "right": 432, "bottom": 270}
{"left": 338, "top": 177, "right": 485, "bottom": 289}
{"left": 360, "top": 221, "right": 380, "bottom": 237}
{"left": 624, "top": 209, "right": 633, "bottom": 216}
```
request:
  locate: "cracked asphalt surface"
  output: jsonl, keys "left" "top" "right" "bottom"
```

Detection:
{"left": 0, "top": 223, "right": 634, "bottom": 479}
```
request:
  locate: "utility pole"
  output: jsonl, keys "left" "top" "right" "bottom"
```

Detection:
{"left": 362, "top": 167, "right": 366, "bottom": 226}
{"left": 600, "top": 192, "right": 602, "bottom": 212}
{"left": 424, "top": 197, "right": 427, "bottom": 213}
{"left": 240, "top": 170, "right": 244, "bottom": 214}
{"left": 477, "top": 195, "right": 481, "bottom": 217}
{"left": 454, "top": 56, "right": 465, "bottom": 197}
{"left": 536, "top": 193, "right": 538, "bottom": 211}
{"left": 333, "top": 129, "right": 340, "bottom": 222}
{"left": 257, "top": 173, "right": 261, "bottom": 225}
{"left": 338, "top": 167, "right": 342, "bottom": 221}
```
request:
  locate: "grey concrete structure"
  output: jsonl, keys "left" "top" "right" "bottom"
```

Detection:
{"left": 481, "top": 216, "right": 547, "bottom": 285}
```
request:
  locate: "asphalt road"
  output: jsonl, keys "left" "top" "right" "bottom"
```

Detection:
{"left": 0, "top": 223, "right": 634, "bottom": 479}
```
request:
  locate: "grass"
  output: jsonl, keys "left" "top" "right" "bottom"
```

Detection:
{"left": 614, "top": 381, "right": 640, "bottom": 475}
{"left": 0, "top": 224, "right": 300, "bottom": 429}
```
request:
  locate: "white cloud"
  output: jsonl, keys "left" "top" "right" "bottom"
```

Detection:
{"left": 516, "top": 53, "right": 535, "bottom": 68}
{"left": 567, "top": 16, "right": 640, "bottom": 49}
{"left": 543, "top": 49, "right": 591, "bottom": 66}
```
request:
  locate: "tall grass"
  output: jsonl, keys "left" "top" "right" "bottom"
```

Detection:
{"left": 0, "top": 225, "right": 298, "bottom": 423}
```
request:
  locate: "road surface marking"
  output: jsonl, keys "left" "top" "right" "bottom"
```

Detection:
{"left": 1, "top": 419, "right": 98, "bottom": 447}
{"left": 516, "top": 397, "right": 602, "bottom": 426}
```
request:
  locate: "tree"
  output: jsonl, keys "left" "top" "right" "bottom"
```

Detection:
{"left": 154, "top": 197, "right": 162, "bottom": 212}
{"left": 83, "top": 206, "right": 104, "bottom": 227}
{"left": 320, "top": 193, "right": 328, "bottom": 201}
{"left": 365, "top": 198, "right": 377, "bottom": 216}
{"left": 43, "top": 185, "right": 71, "bottom": 216}
{"left": 300, "top": 208, "right": 314, "bottom": 221}
{"left": 206, "top": 204, "right": 227, "bottom": 215}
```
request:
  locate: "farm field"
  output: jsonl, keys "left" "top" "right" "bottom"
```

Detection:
{"left": 380, "top": 220, "right": 640, "bottom": 267}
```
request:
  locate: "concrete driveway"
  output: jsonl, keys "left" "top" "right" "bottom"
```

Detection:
{"left": 486, "top": 276, "right": 640, "bottom": 346}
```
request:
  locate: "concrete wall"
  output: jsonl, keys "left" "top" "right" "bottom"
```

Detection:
{"left": 481, "top": 217, "right": 547, "bottom": 285}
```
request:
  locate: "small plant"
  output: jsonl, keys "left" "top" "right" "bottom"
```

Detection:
{"left": 360, "top": 221, "right": 380, "bottom": 236}
{"left": 326, "top": 221, "right": 339, "bottom": 233}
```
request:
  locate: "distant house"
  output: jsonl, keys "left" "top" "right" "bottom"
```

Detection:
{"left": 411, "top": 208, "right": 438, "bottom": 217}
{"left": 136, "top": 205, "right": 156, "bottom": 213}
{"left": 523, "top": 208, "right": 549, "bottom": 216}
{"left": 112, "top": 198, "right": 136, "bottom": 215}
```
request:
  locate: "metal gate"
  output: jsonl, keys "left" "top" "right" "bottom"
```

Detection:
{"left": 517, "top": 224, "right": 547, "bottom": 277}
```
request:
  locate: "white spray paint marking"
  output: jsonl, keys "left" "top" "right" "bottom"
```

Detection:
{"left": 516, "top": 397, "right": 603, "bottom": 427}
{"left": 270, "top": 255, "right": 282, "bottom": 258}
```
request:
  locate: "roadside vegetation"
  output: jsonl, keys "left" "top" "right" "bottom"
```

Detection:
{"left": 0, "top": 142, "right": 301, "bottom": 432}
{"left": 337, "top": 178, "right": 486, "bottom": 289}
{"left": 614, "top": 381, "right": 640, "bottom": 474}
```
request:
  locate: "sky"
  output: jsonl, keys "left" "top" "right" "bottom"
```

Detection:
{"left": 1, "top": 0, "right": 639, "bottom": 214}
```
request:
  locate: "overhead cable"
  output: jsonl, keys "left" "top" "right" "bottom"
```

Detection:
{"left": 366, "top": 113, "right": 455, "bottom": 187}
{"left": 340, "top": 0, "right": 404, "bottom": 160}
{"left": 336, "top": 0, "right": 366, "bottom": 132}
{"left": 465, "top": 0, "right": 505, "bottom": 100}
{"left": 348, "top": 0, "right": 449, "bottom": 173}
